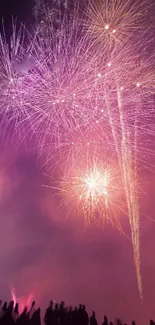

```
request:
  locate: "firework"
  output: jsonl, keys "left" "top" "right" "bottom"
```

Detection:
{"left": 85, "top": 0, "right": 153, "bottom": 46}
{"left": 28, "top": 13, "right": 99, "bottom": 148}
{"left": 11, "top": 286, "right": 34, "bottom": 315}
{"left": 0, "top": 8, "right": 101, "bottom": 146}
{"left": 42, "top": 144, "right": 126, "bottom": 230}
{"left": 0, "top": 0, "right": 155, "bottom": 300}
{"left": 82, "top": 13, "right": 152, "bottom": 300}
{"left": 0, "top": 21, "right": 37, "bottom": 141}
{"left": 33, "top": 0, "right": 155, "bottom": 298}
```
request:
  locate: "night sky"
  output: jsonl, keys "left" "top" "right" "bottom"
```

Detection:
{"left": 0, "top": 1, "right": 155, "bottom": 325}
{"left": 0, "top": 0, "right": 33, "bottom": 23}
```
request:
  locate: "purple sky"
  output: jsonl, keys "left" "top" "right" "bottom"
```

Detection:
{"left": 0, "top": 141, "right": 155, "bottom": 325}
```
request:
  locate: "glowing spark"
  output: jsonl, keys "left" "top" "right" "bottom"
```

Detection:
{"left": 105, "top": 24, "right": 109, "bottom": 30}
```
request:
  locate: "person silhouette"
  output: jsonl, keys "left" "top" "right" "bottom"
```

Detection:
{"left": 72, "top": 307, "right": 78, "bottom": 325}
{"left": 28, "top": 301, "right": 36, "bottom": 320}
{"left": 1, "top": 301, "right": 14, "bottom": 325}
{"left": 7, "top": 301, "right": 14, "bottom": 313}
{"left": 90, "top": 311, "right": 98, "bottom": 325}
{"left": 17, "top": 306, "right": 28, "bottom": 325}
{"left": 102, "top": 315, "right": 108, "bottom": 325}
{"left": 0, "top": 302, "right": 7, "bottom": 321}
{"left": 59, "top": 301, "right": 66, "bottom": 325}
{"left": 31, "top": 308, "right": 41, "bottom": 325}
{"left": 116, "top": 319, "right": 122, "bottom": 325}
{"left": 81, "top": 305, "right": 89, "bottom": 325}
{"left": 2, "top": 302, "right": 7, "bottom": 311}
{"left": 44, "top": 301, "right": 53, "bottom": 325}
{"left": 77, "top": 304, "right": 82, "bottom": 325}
{"left": 53, "top": 303, "right": 59, "bottom": 325}
{"left": 68, "top": 306, "right": 73, "bottom": 325}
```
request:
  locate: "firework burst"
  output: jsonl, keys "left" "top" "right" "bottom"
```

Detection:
{"left": 43, "top": 156, "right": 125, "bottom": 230}
{"left": 32, "top": 0, "right": 155, "bottom": 298}
{"left": 0, "top": 21, "right": 37, "bottom": 141}
{"left": 85, "top": 0, "right": 153, "bottom": 46}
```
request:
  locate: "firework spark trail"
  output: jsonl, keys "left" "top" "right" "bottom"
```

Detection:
{"left": 112, "top": 32, "right": 155, "bottom": 299}
{"left": 116, "top": 85, "right": 142, "bottom": 297}
{"left": 99, "top": 56, "right": 142, "bottom": 296}
{"left": 85, "top": 0, "right": 155, "bottom": 297}
{"left": 98, "top": 46, "right": 142, "bottom": 295}
{"left": 96, "top": 46, "right": 151, "bottom": 298}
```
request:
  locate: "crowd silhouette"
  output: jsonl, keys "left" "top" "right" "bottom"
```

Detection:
{"left": 0, "top": 300, "right": 154, "bottom": 325}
